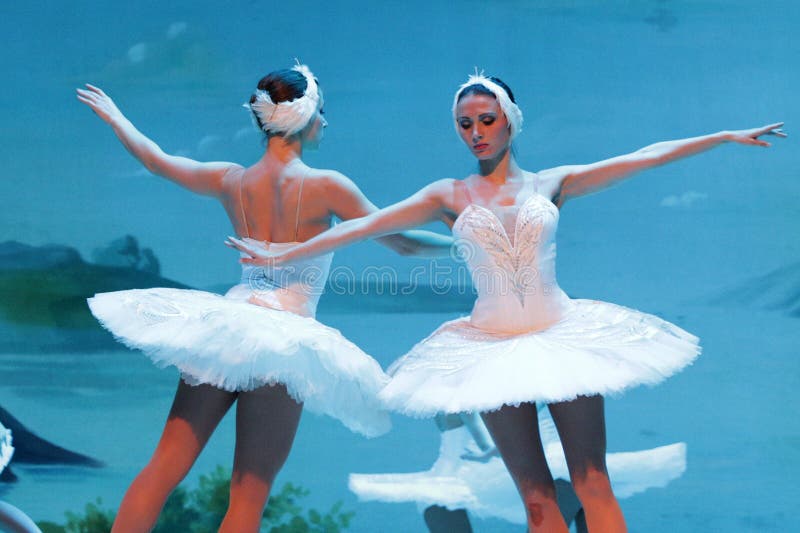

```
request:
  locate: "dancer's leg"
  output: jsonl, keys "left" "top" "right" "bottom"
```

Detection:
{"left": 548, "top": 395, "right": 626, "bottom": 532}
{"left": 481, "top": 403, "right": 569, "bottom": 533}
{"left": 112, "top": 379, "right": 236, "bottom": 532}
{"left": 219, "top": 383, "right": 303, "bottom": 533}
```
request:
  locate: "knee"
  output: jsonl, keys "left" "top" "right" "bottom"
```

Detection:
{"left": 229, "top": 471, "right": 272, "bottom": 508}
{"left": 518, "top": 482, "right": 560, "bottom": 517}
{"left": 571, "top": 468, "right": 615, "bottom": 504}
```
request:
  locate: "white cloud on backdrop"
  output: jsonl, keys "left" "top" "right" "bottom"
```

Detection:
{"left": 660, "top": 191, "right": 708, "bottom": 208}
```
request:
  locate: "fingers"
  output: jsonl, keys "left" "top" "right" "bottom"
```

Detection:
{"left": 229, "top": 236, "right": 271, "bottom": 252}
{"left": 761, "top": 122, "right": 787, "bottom": 138}
{"left": 225, "top": 236, "right": 246, "bottom": 247}
{"left": 76, "top": 93, "right": 101, "bottom": 114}
{"left": 76, "top": 88, "right": 101, "bottom": 108}
{"left": 76, "top": 88, "right": 95, "bottom": 100}
{"left": 225, "top": 237, "right": 250, "bottom": 253}
{"left": 84, "top": 83, "right": 107, "bottom": 97}
{"left": 746, "top": 137, "right": 770, "bottom": 147}
{"left": 76, "top": 85, "right": 110, "bottom": 109}
{"left": 226, "top": 237, "right": 267, "bottom": 259}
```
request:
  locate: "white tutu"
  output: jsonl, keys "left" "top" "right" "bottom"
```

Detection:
{"left": 381, "top": 298, "right": 700, "bottom": 417}
{"left": 0, "top": 422, "right": 13, "bottom": 474}
{"left": 350, "top": 412, "right": 686, "bottom": 525}
{"left": 88, "top": 287, "right": 391, "bottom": 437}
{"left": 377, "top": 186, "right": 701, "bottom": 416}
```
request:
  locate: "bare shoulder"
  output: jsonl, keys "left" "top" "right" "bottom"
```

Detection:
{"left": 418, "top": 178, "right": 464, "bottom": 217}
{"left": 218, "top": 164, "right": 247, "bottom": 194}
{"left": 313, "top": 168, "right": 354, "bottom": 189}
{"left": 394, "top": 178, "right": 459, "bottom": 209}
{"left": 426, "top": 178, "right": 460, "bottom": 196}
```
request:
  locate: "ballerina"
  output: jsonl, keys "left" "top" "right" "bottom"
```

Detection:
{"left": 349, "top": 407, "right": 685, "bottom": 531}
{"left": 228, "top": 70, "right": 785, "bottom": 532}
{"left": 77, "top": 63, "right": 451, "bottom": 532}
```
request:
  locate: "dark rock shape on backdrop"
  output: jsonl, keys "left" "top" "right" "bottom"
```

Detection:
{"left": 0, "top": 240, "right": 188, "bottom": 352}
{"left": 91, "top": 234, "right": 160, "bottom": 275}
{"left": 0, "top": 405, "right": 103, "bottom": 483}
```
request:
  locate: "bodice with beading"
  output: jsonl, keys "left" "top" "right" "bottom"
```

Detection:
{"left": 452, "top": 193, "right": 569, "bottom": 333}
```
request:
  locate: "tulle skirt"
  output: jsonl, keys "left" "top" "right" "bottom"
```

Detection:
{"left": 88, "top": 287, "right": 391, "bottom": 437}
{"left": 350, "top": 413, "right": 686, "bottom": 525}
{"left": 381, "top": 298, "right": 700, "bottom": 417}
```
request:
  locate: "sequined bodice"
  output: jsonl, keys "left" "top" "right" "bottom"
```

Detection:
{"left": 453, "top": 193, "right": 568, "bottom": 333}
{"left": 226, "top": 242, "right": 334, "bottom": 318}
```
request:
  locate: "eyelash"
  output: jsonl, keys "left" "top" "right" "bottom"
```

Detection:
{"left": 459, "top": 118, "right": 495, "bottom": 129}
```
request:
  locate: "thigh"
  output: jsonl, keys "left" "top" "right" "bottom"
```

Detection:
{"left": 154, "top": 379, "right": 237, "bottom": 464}
{"left": 232, "top": 383, "right": 304, "bottom": 482}
{"left": 547, "top": 395, "right": 607, "bottom": 480}
{"left": 480, "top": 402, "right": 553, "bottom": 488}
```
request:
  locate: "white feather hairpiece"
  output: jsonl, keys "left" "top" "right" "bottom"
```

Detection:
{"left": 245, "top": 63, "right": 320, "bottom": 136}
{"left": 452, "top": 69, "right": 523, "bottom": 140}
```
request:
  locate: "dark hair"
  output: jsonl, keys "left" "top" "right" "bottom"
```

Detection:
{"left": 456, "top": 76, "right": 516, "bottom": 104}
{"left": 248, "top": 69, "right": 310, "bottom": 135}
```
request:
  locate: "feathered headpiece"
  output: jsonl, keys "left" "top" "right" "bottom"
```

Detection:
{"left": 452, "top": 70, "right": 523, "bottom": 140}
{"left": 245, "top": 63, "right": 320, "bottom": 136}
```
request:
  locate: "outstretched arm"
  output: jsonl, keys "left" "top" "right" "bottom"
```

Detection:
{"left": 552, "top": 123, "right": 786, "bottom": 205}
{"left": 227, "top": 179, "right": 452, "bottom": 264}
{"left": 322, "top": 172, "right": 453, "bottom": 258}
{"left": 76, "top": 84, "right": 240, "bottom": 196}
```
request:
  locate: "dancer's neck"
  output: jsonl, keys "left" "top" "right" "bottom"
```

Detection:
{"left": 477, "top": 147, "right": 522, "bottom": 185}
{"left": 262, "top": 135, "right": 303, "bottom": 166}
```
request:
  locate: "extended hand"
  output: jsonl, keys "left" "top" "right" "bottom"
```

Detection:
{"left": 726, "top": 122, "right": 787, "bottom": 147}
{"left": 76, "top": 84, "right": 124, "bottom": 124}
{"left": 460, "top": 444, "right": 500, "bottom": 463}
{"left": 224, "top": 236, "right": 285, "bottom": 266}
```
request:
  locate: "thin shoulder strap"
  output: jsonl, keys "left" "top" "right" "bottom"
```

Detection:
{"left": 533, "top": 171, "right": 540, "bottom": 194}
{"left": 461, "top": 179, "right": 475, "bottom": 205}
{"left": 293, "top": 170, "right": 307, "bottom": 242}
{"left": 239, "top": 174, "right": 250, "bottom": 238}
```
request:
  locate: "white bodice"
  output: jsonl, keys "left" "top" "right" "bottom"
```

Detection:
{"left": 453, "top": 193, "right": 569, "bottom": 333}
{"left": 226, "top": 242, "right": 334, "bottom": 318}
